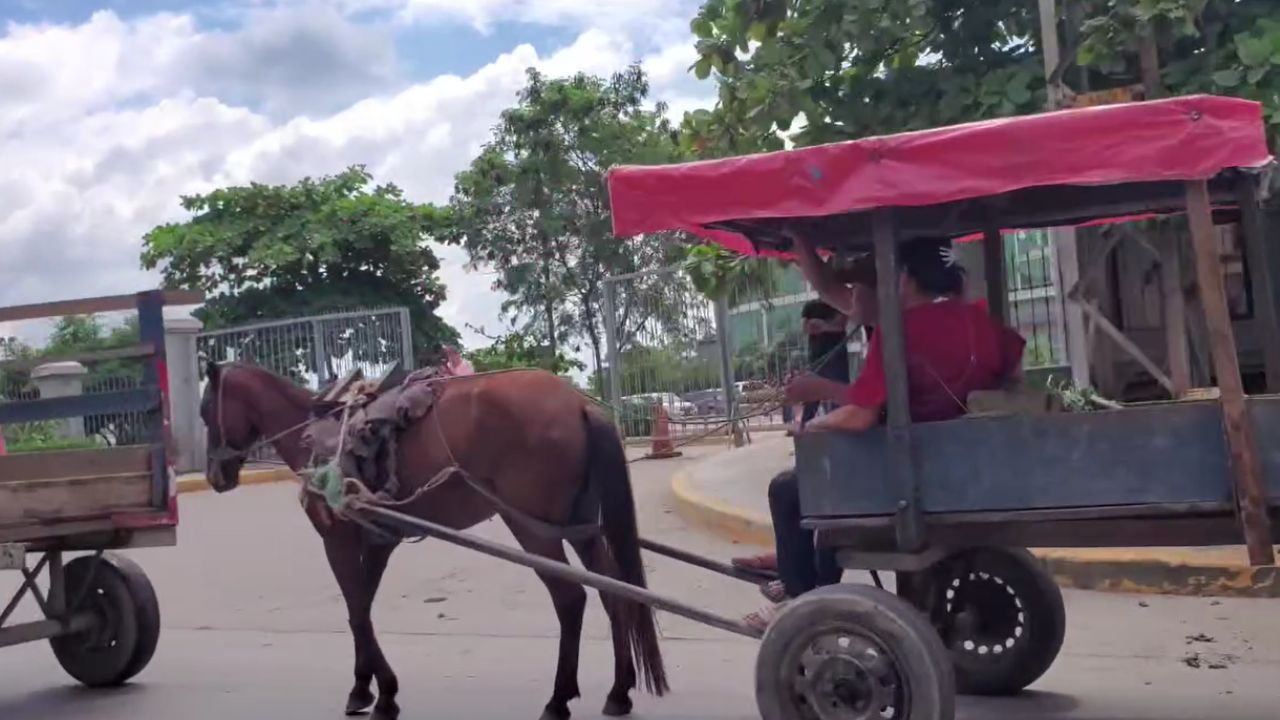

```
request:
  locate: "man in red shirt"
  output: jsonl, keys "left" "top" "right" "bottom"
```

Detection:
{"left": 744, "top": 236, "right": 1025, "bottom": 630}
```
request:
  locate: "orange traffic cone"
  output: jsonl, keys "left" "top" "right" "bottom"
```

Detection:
{"left": 646, "top": 403, "right": 682, "bottom": 460}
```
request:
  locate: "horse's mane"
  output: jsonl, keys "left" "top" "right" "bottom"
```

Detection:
{"left": 215, "top": 361, "right": 316, "bottom": 406}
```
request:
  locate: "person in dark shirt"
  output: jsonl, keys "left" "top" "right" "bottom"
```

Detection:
{"left": 798, "top": 300, "right": 850, "bottom": 428}
{"left": 742, "top": 236, "right": 1026, "bottom": 630}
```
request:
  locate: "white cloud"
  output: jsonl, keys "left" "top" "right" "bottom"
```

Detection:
{"left": 0, "top": 8, "right": 711, "bottom": 351}
{"left": 338, "top": 0, "right": 694, "bottom": 36}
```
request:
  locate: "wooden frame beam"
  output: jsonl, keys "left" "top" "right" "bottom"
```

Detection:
{"left": 872, "top": 209, "right": 924, "bottom": 551}
{"left": 0, "top": 290, "right": 203, "bottom": 324}
{"left": 983, "top": 227, "right": 1009, "bottom": 325}
{"left": 1186, "top": 179, "right": 1274, "bottom": 566}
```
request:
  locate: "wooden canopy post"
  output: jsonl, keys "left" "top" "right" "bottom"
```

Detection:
{"left": 872, "top": 210, "right": 923, "bottom": 552}
{"left": 1185, "top": 180, "right": 1274, "bottom": 566}
{"left": 983, "top": 227, "right": 1009, "bottom": 325}
{"left": 1235, "top": 175, "right": 1280, "bottom": 393}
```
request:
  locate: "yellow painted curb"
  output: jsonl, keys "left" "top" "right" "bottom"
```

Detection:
{"left": 670, "top": 469, "right": 774, "bottom": 547}
{"left": 670, "top": 469, "right": 1280, "bottom": 597}
{"left": 176, "top": 466, "right": 298, "bottom": 495}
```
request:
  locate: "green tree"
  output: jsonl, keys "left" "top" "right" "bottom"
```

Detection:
{"left": 140, "top": 166, "right": 458, "bottom": 368}
{"left": 684, "top": 0, "right": 1046, "bottom": 155}
{"left": 1075, "top": 0, "right": 1280, "bottom": 147}
{"left": 446, "top": 65, "right": 689, "bottom": 386}
{"left": 465, "top": 329, "right": 585, "bottom": 375}
{"left": 682, "top": 243, "right": 780, "bottom": 302}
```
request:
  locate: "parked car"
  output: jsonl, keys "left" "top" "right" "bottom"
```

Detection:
{"left": 682, "top": 389, "right": 728, "bottom": 417}
{"left": 620, "top": 392, "right": 696, "bottom": 418}
{"left": 735, "top": 380, "right": 776, "bottom": 404}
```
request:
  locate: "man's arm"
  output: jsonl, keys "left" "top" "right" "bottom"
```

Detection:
{"left": 801, "top": 329, "right": 887, "bottom": 434}
{"left": 806, "top": 403, "right": 880, "bottom": 433}
{"left": 789, "top": 231, "right": 859, "bottom": 318}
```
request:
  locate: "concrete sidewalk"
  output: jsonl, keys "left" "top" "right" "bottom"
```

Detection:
{"left": 671, "top": 436, "right": 1280, "bottom": 598}
{"left": 176, "top": 465, "right": 297, "bottom": 494}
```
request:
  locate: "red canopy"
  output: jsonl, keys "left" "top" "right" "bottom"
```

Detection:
{"left": 608, "top": 95, "right": 1272, "bottom": 254}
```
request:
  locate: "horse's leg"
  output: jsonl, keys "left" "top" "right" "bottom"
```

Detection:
{"left": 322, "top": 524, "right": 400, "bottom": 719}
{"left": 507, "top": 522, "right": 587, "bottom": 720}
{"left": 571, "top": 537, "right": 636, "bottom": 717}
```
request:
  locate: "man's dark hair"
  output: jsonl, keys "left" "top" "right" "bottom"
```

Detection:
{"left": 801, "top": 299, "right": 842, "bottom": 322}
{"left": 899, "top": 237, "right": 964, "bottom": 297}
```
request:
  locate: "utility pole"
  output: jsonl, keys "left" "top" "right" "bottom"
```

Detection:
{"left": 1038, "top": 0, "right": 1091, "bottom": 388}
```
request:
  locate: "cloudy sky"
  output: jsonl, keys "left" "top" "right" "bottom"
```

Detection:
{"left": 0, "top": 0, "right": 712, "bottom": 347}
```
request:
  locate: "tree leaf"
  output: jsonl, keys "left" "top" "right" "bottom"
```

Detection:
{"left": 1212, "top": 68, "right": 1243, "bottom": 88}
{"left": 693, "top": 56, "right": 713, "bottom": 80}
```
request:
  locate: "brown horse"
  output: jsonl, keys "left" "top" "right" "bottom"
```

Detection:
{"left": 200, "top": 362, "right": 667, "bottom": 720}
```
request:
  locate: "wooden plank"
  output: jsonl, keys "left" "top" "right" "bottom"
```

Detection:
{"left": 0, "top": 289, "right": 203, "bottom": 324}
{"left": 983, "top": 227, "right": 1009, "bottom": 324}
{"left": 1076, "top": 299, "right": 1176, "bottom": 394}
{"left": 806, "top": 501, "right": 1234, "bottom": 530}
{"left": 0, "top": 343, "right": 156, "bottom": 372}
{"left": 1186, "top": 179, "right": 1275, "bottom": 566}
{"left": 1236, "top": 176, "right": 1280, "bottom": 392}
{"left": 0, "top": 388, "right": 159, "bottom": 425}
{"left": 0, "top": 473, "right": 153, "bottom": 526}
{"left": 0, "top": 446, "right": 150, "bottom": 483}
{"left": 795, "top": 398, "right": 1280, "bottom": 517}
{"left": 1159, "top": 229, "right": 1191, "bottom": 396}
{"left": 0, "top": 519, "right": 117, "bottom": 545}
{"left": 814, "top": 513, "right": 1274, "bottom": 552}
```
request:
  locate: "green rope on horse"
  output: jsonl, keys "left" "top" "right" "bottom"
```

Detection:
{"left": 310, "top": 461, "right": 347, "bottom": 510}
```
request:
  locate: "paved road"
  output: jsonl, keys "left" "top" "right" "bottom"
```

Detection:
{"left": 2, "top": 446, "right": 1278, "bottom": 719}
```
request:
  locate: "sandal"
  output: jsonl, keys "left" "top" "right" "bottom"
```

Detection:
{"left": 759, "top": 580, "right": 788, "bottom": 603}
{"left": 743, "top": 601, "right": 788, "bottom": 632}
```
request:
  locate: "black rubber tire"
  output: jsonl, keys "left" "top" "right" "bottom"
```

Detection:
{"left": 755, "top": 584, "right": 956, "bottom": 720}
{"left": 922, "top": 548, "right": 1065, "bottom": 697}
{"left": 50, "top": 553, "right": 162, "bottom": 688}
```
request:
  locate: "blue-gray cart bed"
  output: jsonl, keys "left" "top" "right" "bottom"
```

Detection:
{"left": 605, "top": 95, "right": 1279, "bottom": 719}
{"left": 0, "top": 290, "right": 200, "bottom": 687}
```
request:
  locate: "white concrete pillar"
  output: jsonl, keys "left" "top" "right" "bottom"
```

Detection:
{"left": 31, "top": 361, "right": 88, "bottom": 440}
{"left": 165, "top": 316, "right": 204, "bottom": 473}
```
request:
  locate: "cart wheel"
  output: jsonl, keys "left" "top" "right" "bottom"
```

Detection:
{"left": 925, "top": 548, "right": 1065, "bottom": 696}
{"left": 50, "top": 553, "right": 162, "bottom": 687}
{"left": 755, "top": 584, "right": 955, "bottom": 720}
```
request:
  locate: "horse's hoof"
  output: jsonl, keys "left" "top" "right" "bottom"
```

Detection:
{"left": 370, "top": 700, "right": 399, "bottom": 720}
{"left": 538, "top": 704, "right": 570, "bottom": 720}
{"left": 602, "top": 694, "right": 633, "bottom": 717}
{"left": 346, "top": 688, "right": 375, "bottom": 715}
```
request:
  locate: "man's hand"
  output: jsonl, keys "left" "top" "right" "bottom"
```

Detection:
{"left": 785, "top": 373, "right": 843, "bottom": 404}
{"left": 804, "top": 404, "right": 879, "bottom": 434}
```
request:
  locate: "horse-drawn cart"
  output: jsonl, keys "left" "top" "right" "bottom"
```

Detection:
{"left": 194, "top": 96, "right": 1274, "bottom": 720}
{"left": 604, "top": 94, "right": 1279, "bottom": 718}
{"left": 0, "top": 290, "right": 199, "bottom": 686}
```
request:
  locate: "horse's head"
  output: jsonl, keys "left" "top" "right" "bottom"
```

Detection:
{"left": 201, "top": 361, "right": 260, "bottom": 492}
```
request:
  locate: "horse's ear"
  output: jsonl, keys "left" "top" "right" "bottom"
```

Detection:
{"left": 206, "top": 360, "right": 221, "bottom": 384}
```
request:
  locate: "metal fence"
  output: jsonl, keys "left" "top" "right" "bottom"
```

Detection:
{"left": 83, "top": 374, "right": 148, "bottom": 447}
{"left": 197, "top": 307, "right": 414, "bottom": 391}
{"left": 601, "top": 267, "right": 730, "bottom": 440}
{"left": 195, "top": 307, "right": 414, "bottom": 463}
{"left": 601, "top": 232, "right": 1070, "bottom": 439}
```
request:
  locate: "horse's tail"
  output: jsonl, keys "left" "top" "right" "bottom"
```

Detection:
{"left": 582, "top": 408, "right": 669, "bottom": 696}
